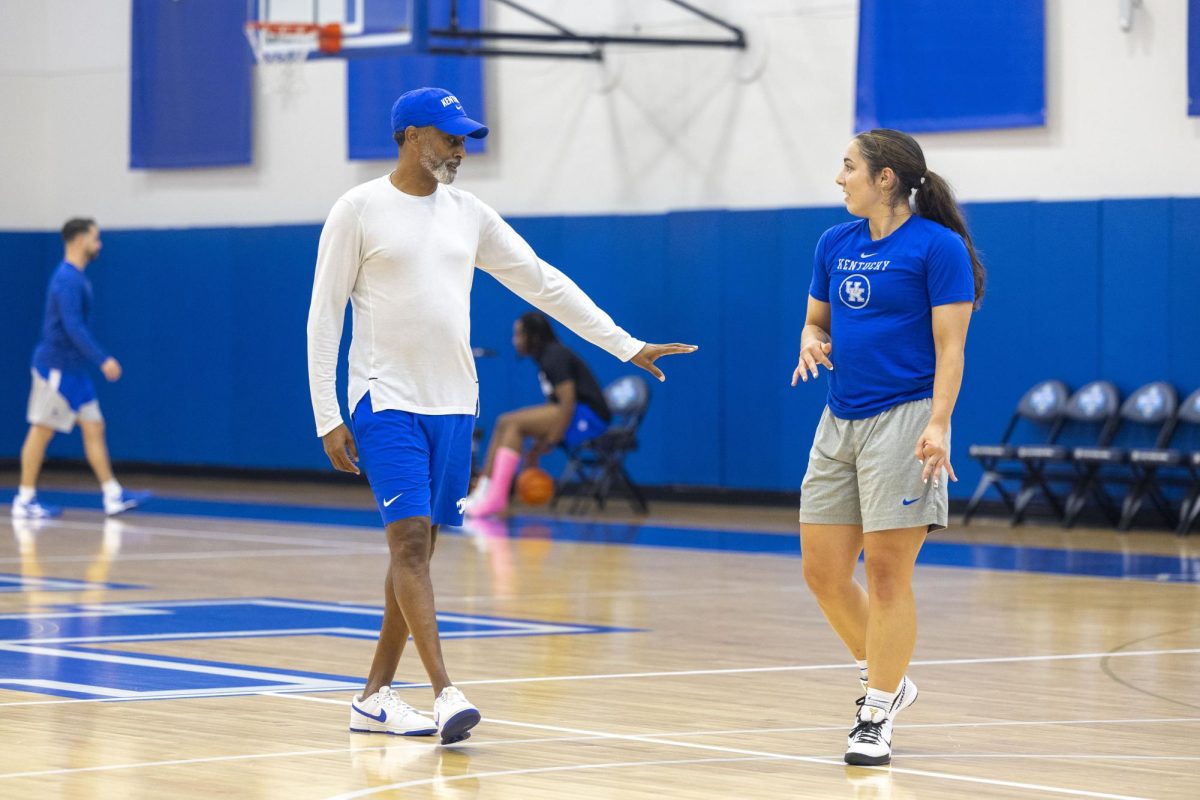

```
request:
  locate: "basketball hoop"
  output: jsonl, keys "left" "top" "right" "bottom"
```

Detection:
{"left": 244, "top": 21, "right": 343, "bottom": 65}
{"left": 244, "top": 21, "right": 342, "bottom": 104}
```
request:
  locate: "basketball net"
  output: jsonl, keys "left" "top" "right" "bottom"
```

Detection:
{"left": 244, "top": 22, "right": 342, "bottom": 104}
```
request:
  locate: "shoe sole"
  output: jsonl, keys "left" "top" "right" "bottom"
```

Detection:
{"left": 439, "top": 708, "right": 481, "bottom": 744}
{"left": 349, "top": 725, "right": 437, "bottom": 736}
{"left": 844, "top": 751, "right": 891, "bottom": 766}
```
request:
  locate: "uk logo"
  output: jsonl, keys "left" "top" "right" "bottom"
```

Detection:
{"left": 1078, "top": 384, "right": 1109, "bottom": 416}
{"left": 1029, "top": 384, "right": 1058, "bottom": 416}
{"left": 839, "top": 275, "right": 871, "bottom": 309}
{"left": 1136, "top": 386, "right": 1165, "bottom": 419}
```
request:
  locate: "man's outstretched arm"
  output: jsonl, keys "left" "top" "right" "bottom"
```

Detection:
{"left": 475, "top": 204, "right": 697, "bottom": 380}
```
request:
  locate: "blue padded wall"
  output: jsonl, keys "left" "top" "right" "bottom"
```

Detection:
{"left": 3, "top": 197, "right": 1198, "bottom": 499}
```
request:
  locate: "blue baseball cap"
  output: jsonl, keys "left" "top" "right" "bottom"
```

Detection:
{"left": 391, "top": 87, "right": 488, "bottom": 139}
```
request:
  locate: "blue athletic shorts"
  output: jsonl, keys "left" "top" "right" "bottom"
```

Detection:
{"left": 351, "top": 393, "right": 475, "bottom": 527}
{"left": 27, "top": 366, "right": 102, "bottom": 433}
{"left": 563, "top": 403, "right": 609, "bottom": 450}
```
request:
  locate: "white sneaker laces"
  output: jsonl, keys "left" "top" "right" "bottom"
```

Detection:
{"left": 376, "top": 687, "right": 411, "bottom": 714}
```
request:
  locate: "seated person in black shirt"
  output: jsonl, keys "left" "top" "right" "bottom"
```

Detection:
{"left": 465, "top": 311, "right": 611, "bottom": 517}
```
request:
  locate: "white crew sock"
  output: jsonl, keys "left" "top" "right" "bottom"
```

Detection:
{"left": 864, "top": 687, "right": 895, "bottom": 715}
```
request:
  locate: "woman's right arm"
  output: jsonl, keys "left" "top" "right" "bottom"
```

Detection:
{"left": 792, "top": 296, "right": 834, "bottom": 385}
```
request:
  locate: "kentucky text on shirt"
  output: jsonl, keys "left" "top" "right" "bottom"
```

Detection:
{"left": 835, "top": 258, "right": 891, "bottom": 271}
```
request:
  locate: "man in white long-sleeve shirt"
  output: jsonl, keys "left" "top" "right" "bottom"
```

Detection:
{"left": 307, "top": 87, "right": 696, "bottom": 745}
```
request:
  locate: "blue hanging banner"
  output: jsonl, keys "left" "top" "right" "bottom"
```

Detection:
{"left": 855, "top": 0, "right": 1045, "bottom": 133}
{"left": 129, "top": 0, "right": 253, "bottom": 168}
{"left": 347, "top": 0, "right": 486, "bottom": 160}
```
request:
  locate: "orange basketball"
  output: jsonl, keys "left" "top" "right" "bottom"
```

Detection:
{"left": 515, "top": 467, "right": 555, "bottom": 506}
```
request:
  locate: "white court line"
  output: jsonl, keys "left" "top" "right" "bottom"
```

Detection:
{"left": 400, "top": 647, "right": 1200, "bottom": 689}
{"left": 0, "top": 741, "right": 452, "bottom": 781}
{"left": 0, "top": 643, "right": 347, "bottom": 686}
{"left": 274, "top": 696, "right": 1157, "bottom": 799}
{"left": 276, "top": 693, "right": 1200, "bottom": 748}
{"left": 0, "top": 679, "right": 139, "bottom": 698}
{"left": 438, "top": 584, "right": 810, "bottom": 604}
{"left": 0, "top": 690, "right": 1182, "bottom": 795}
{"left": 26, "top": 518, "right": 377, "bottom": 548}
{"left": 321, "top": 756, "right": 787, "bottom": 800}
{"left": 655, "top": 716, "right": 1200, "bottom": 738}
{"left": 900, "top": 754, "right": 1200, "bottom": 761}
{"left": 478, "top": 717, "right": 1150, "bottom": 800}
{"left": 1, "top": 649, "right": 1198, "bottom": 707}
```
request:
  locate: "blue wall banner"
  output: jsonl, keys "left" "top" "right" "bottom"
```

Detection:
{"left": 130, "top": 0, "right": 253, "bottom": 168}
{"left": 856, "top": 0, "right": 1045, "bottom": 133}
{"left": 347, "top": 0, "right": 485, "bottom": 160}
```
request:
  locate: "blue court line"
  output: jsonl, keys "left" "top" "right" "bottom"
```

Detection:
{"left": 9, "top": 488, "right": 1200, "bottom": 583}
{"left": 500, "top": 517, "right": 1200, "bottom": 583}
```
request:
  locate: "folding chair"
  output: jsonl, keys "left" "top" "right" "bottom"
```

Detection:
{"left": 552, "top": 375, "right": 651, "bottom": 515}
{"left": 1062, "top": 381, "right": 1177, "bottom": 528}
{"left": 1122, "top": 388, "right": 1200, "bottom": 533}
{"left": 1181, "top": 452, "right": 1200, "bottom": 536}
{"left": 962, "top": 380, "right": 1069, "bottom": 525}
{"left": 1010, "top": 381, "right": 1120, "bottom": 525}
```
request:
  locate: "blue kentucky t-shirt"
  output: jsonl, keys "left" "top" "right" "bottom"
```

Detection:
{"left": 809, "top": 215, "right": 975, "bottom": 420}
{"left": 32, "top": 261, "right": 109, "bottom": 374}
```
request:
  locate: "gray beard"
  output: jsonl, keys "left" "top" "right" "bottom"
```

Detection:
{"left": 420, "top": 151, "right": 457, "bottom": 185}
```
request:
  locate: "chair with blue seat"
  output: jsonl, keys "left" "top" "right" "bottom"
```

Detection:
{"left": 552, "top": 375, "right": 651, "bottom": 515}
{"left": 1010, "top": 380, "right": 1121, "bottom": 526}
{"left": 1061, "top": 381, "right": 1178, "bottom": 528}
{"left": 962, "top": 380, "right": 1070, "bottom": 525}
{"left": 1120, "top": 387, "right": 1200, "bottom": 533}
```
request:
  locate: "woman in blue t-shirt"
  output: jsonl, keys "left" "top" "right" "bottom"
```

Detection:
{"left": 791, "top": 129, "right": 985, "bottom": 767}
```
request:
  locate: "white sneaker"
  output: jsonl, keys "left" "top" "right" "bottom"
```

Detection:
{"left": 11, "top": 497, "right": 61, "bottom": 520}
{"left": 889, "top": 676, "right": 918, "bottom": 719}
{"left": 849, "top": 677, "right": 917, "bottom": 744}
{"left": 349, "top": 686, "right": 437, "bottom": 736}
{"left": 433, "top": 686, "right": 480, "bottom": 744}
{"left": 845, "top": 705, "right": 893, "bottom": 766}
{"left": 104, "top": 489, "right": 152, "bottom": 516}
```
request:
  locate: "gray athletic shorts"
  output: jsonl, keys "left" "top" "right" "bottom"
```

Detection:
{"left": 26, "top": 368, "right": 103, "bottom": 434}
{"left": 799, "top": 398, "right": 949, "bottom": 533}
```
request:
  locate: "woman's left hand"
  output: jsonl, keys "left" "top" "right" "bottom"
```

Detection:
{"left": 915, "top": 423, "right": 957, "bottom": 487}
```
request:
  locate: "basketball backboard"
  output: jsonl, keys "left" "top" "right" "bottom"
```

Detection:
{"left": 246, "top": 0, "right": 426, "bottom": 61}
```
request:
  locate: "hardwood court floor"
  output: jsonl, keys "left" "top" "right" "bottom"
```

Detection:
{"left": 0, "top": 472, "right": 1197, "bottom": 799}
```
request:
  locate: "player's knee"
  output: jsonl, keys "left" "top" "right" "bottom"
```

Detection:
{"left": 385, "top": 519, "right": 432, "bottom": 571}
{"left": 864, "top": 560, "right": 909, "bottom": 604}
{"left": 802, "top": 558, "right": 848, "bottom": 597}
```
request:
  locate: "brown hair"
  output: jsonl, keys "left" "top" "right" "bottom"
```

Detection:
{"left": 854, "top": 129, "right": 986, "bottom": 307}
